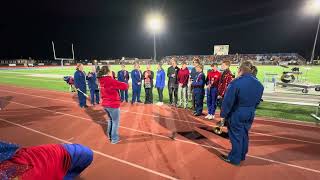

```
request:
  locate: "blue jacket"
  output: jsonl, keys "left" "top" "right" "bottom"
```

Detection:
{"left": 155, "top": 69, "right": 166, "bottom": 89}
{"left": 86, "top": 72, "right": 98, "bottom": 90}
{"left": 118, "top": 70, "right": 130, "bottom": 83}
{"left": 74, "top": 70, "right": 87, "bottom": 91}
{"left": 131, "top": 69, "right": 142, "bottom": 88}
{"left": 192, "top": 72, "right": 205, "bottom": 93}
{"left": 190, "top": 67, "right": 198, "bottom": 81}
{"left": 220, "top": 73, "right": 264, "bottom": 121}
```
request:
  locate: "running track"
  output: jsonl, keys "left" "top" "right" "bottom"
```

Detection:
{"left": 0, "top": 85, "right": 320, "bottom": 180}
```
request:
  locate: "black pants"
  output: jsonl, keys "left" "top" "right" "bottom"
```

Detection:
{"left": 157, "top": 88, "right": 164, "bottom": 102}
{"left": 168, "top": 87, "right": 178, "bottom": 105}
{"left": 145, "top": 88, "right": 153, "bottom": 104}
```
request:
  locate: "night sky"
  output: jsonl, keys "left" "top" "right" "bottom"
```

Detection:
{"left": 1, "top": 0, "right": 319, "bottom": 60}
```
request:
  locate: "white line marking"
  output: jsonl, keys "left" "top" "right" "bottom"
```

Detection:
{"left": 2, "top": 101, "right": 320, "bottom": 174}
{"left": 2, "top": 88, "right": 319, "bottom": 128}
{"left": 0, "top": 117, "right": 179, "bottom": 180}
{"left": 263, "top": 95, "right": 320, "bottom": 102}
{"left": 1, "top": 76, "right": 64, "bottom": 83}
{"left": 2, "top": 89, "right": 320, "bottom": 145}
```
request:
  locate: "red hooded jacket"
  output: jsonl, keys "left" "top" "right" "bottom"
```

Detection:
{"left": 99, "top": 76, "right": 129, "bottom": 108}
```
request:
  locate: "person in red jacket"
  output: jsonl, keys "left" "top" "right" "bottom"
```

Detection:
{"left": 205, "top": 63, "right": 221, "bottom": 120}
{"left": 98, "top": 66, "right": 129, "bottom": 144}
{"left": 0, "top": 141, "right": 93, "bottom": 180}
{"left": 218, "top": 60, "right": 233, "bottom": 100}
{"left": 217, "top": 60, "right": 233, "bottom": 126}
{"left": 177, "top": 61, "right": 190, "bottom": 109}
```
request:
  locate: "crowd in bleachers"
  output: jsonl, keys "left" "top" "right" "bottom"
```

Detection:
{"left": 161, "top": 53, "right": 306, "bottom": 65}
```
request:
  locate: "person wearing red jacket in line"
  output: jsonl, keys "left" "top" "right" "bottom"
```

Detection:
{"left": 177, "top": 61, "right": 190, "bottom": 109}
{"left": 217, "top": 60, "right": 234, "bottom": 126}
{"left": 98, "top": 66, "right": 129, "bottom": 144}
{"left": 205, "top": 63, "right": 221, "bottom": 120}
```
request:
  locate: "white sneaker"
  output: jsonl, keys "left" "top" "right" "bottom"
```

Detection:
{"left": 208, "top": 115, "right": 214, "bottom": 120}
{"left": 205, "top": 114, "right": 211, "bottom": 119}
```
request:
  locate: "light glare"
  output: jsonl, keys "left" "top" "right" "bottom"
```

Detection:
{"left": 146, "top": 13, "right": 164, "bottom": 33}
{"left": 304, "top": 0, "right": 320, "bottom": 15}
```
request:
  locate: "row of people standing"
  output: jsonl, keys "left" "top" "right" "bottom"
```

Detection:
{"left": 74, "top": 60, "right": 234, "bottom": 120}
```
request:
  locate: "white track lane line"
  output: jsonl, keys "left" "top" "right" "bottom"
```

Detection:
{"left": 1, "top": 89, "right": 320, "bottom": 145}
{"left": 1, "top": 88, "right": 319, "bottom": 127}
{"left": 1, "top": 76, "right": 63, "bottom": 83}
{"left": 2, "top": 100, "right": 320, "bottom": 174}
{"left": 0, "top": 117, "right": 178, "bottom": 180}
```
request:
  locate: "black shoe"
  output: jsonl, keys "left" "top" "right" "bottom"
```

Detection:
{"left": 131, "top": 101, "right": 134, "bottom": 105}
{"left": 83, "top": 105, "right": 89, "bottom": 108}
{"left": 194, "top": 113, "right": 201, "bottom": 116}
{"left": 220, "top": 154, "right": 240, "bottom": 166}
{"left": 137, "top": 101, "right": 143, "bottom": 103}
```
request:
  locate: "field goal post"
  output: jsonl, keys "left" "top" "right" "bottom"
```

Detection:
{"left": 52, "top": 41, "right": 75, "bottom": 67}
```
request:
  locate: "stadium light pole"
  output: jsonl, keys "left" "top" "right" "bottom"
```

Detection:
{"left": 146, "top": 13, "right": 164, "bottom": 61}
{"left": 304, "top": 0, "right": 320, "bottom": 64}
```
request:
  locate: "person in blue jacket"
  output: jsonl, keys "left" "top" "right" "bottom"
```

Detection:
{"left": 190, "top": 59, "right": 200, "bottom": 110}
{"left": 74, "top": 63, "right": 88, "bottom": 108}
{"left": 155, "top": 63, "right": 166, "bottom": 106}
{"left": 117, "top": 64, "right": 130, "bottom": 102}
{"left": 86, "top": 66, "right": 100, "bottom": 105}
{"left": 220, "top": 61, "right": 264, "bottom": 166}
{"left": 131, "top": 63, "right": 142, "bottom": 104}
{"left": 191, "top": 64, "right": 206, "bottom": 116}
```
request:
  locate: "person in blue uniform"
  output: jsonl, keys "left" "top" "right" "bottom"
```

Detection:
{"left": 117, "top": 64, "right": 130, "bottom": 102}
{"left": 220, "top": 61, "right": 264, "bottom": 166}
{"left": 131, "top": 63, "right": 142, "bottom": 104}
{"left": 191, "top": 64, "right": 206, "bottom": 116}
{"left": 74, "top": 63, "right": 88, "bottom": 108}
{"left": 190, "top": 58, "right": 200, "bottom": 110}
{"left": 86, "top": 66, "right": 100, "bottom": 105}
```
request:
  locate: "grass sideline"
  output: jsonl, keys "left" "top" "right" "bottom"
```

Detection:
{"left": 0, "top": 65, "right": 319, "bottom": 122}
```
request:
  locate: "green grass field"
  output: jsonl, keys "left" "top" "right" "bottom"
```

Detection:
{"left": 0, "top": 65, "right": 319, "bottom": 122}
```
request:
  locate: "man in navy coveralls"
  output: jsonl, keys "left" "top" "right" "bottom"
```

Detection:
{"left": 220, "top": 61, "right": 264, "bottom": 166}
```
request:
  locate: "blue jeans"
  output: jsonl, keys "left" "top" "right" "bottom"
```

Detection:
{"left": 120, "top": 90, "right": 128, "bottom": 102}
{"left": 132, "top": 85, "right": 141, "bottom": 103}
{"left": 207, "top": 87, "right": 218, "bottom": 115}
{"left": 63, "top": 144, "right": 93, "bottom": 180}
{"left": 194, "top": 89, "right": 205, "bottom": 114}
{"left": 104, "top": 108, "right": 121, "bottom": 143}
{"left": 89, "top": 89, "right": 100, "bottom": 105}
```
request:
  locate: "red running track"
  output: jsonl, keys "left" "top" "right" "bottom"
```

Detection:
{"left": 0, "top": 85, "right": 320, "bottom": 180}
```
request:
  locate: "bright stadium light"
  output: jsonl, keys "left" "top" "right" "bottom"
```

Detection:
{"left": 303, "top": 0, "right": 320, "bottom": 63}
{"left": 304, "top": 0, "right": 320, "bottom": 14}
{"left": 145, "top": 13, "right": 165, "bottom": 61}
